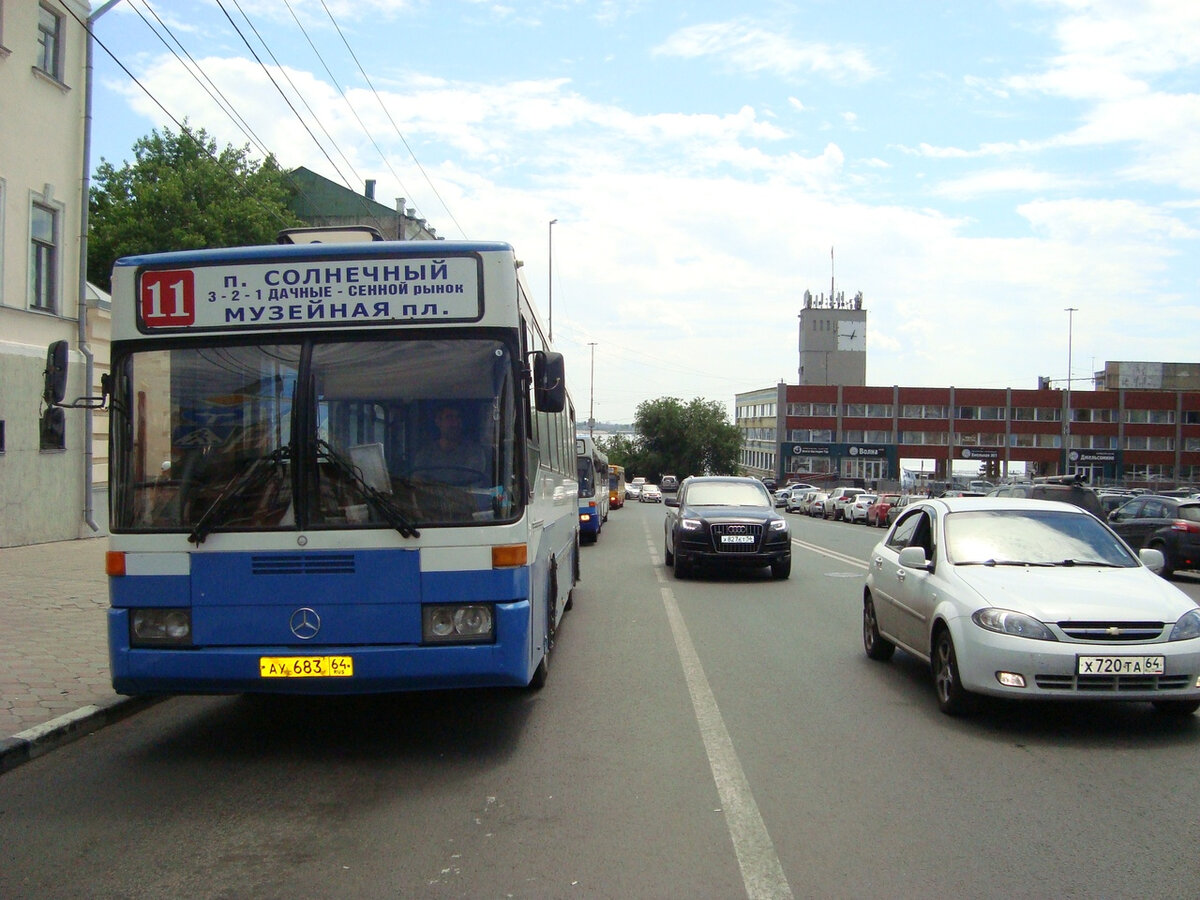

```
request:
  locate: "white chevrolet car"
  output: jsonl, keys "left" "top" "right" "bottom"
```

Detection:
{"left": 863, "top": 497, "right": 1200, "bottom": 717}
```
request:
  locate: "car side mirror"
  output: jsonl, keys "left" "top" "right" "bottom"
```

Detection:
{"left": 532, "top": 351, "right": 566, "bottom": 413}
{"left": 665, "top": 497, "right": 679, "bottom": 508}
{"left": 1138, "top": 547, "right": 1165, "bottom": 574}
{"left": 43, "top": 340, "right": 69, "bottom": 405}
{"left": 897, "top": 546, "right": 931, "bottom": 571}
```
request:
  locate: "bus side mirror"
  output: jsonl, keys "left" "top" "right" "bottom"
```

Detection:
{"left": 534, "top": 351, "right": 566, "bottom": 413}
{"left": 44, "top": 341, "right": 69, "bottom": 406}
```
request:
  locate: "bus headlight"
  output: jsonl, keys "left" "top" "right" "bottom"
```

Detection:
{"left": 130, "top": 608, "right": 192, "bottom": 646}
{"left": 423, "top": 604, "right": 495, "bottom": 644}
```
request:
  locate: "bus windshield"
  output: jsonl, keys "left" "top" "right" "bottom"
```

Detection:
{"left": 111, "top": 336, "right": 521, "bottom": 535}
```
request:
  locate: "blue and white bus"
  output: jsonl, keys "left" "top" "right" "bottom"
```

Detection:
{"left": 87, "top": 234, "right": 579, "bottom": 694}
{"left": 575, "top": 435, "right": 609, "bottom": 543}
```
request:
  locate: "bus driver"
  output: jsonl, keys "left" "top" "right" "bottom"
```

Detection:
{"left": 412, "top": 403, "right": 490, "bottom": 485}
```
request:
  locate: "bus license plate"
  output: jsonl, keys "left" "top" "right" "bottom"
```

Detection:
{"left": 1076, "top": 655, "right": 1164, "bottom": 676}
{"left": 259, "top": 656, "right": 354, "bottom": 678}
{"left": 721, "top": 535, "right": 754, "bottom": 544}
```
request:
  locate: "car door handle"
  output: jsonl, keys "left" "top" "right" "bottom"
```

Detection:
{"left": 896, "top": 568, "right": 907, "bottom": 582}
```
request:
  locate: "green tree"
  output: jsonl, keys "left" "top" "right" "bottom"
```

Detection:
{"left": 631, "top": 397, "right": 741, "bottom": 479}
{"left": 88, "top": 123, "right": 302, "bottom": 291}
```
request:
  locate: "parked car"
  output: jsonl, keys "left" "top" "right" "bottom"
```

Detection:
{"left": 863, "top": 496, "right": 1200, "bottom": 717}
{"left": 660, "top": 475, "right": 679, "bottom": 492}
{"left": 806, "top": 491, "right": 830, "bottom": 517}
{"left": 640, "top": 483, "right": 663, "bottom": 503}
{"left": 824, "top": 486, "right": 865, "bottom": 520}
{"left": 866, "top": 493, "right": 900, "bottom": 527}
{"left": 845, "top": 493, "right": 877, "bottom": 524}
{"left": 664, "top": 476, "right": 791, "bottom": 579}
{"left": 986, "top": 475, "right": 1104, "bottom": 518}
{"left": 1097, "top": 490, "right": 1137, "bottom": 515}
{"left": 773, "top": 486, "right": 793, "bottom": 507}
{"left": 786, "top": 488, "right": 816, "bottom": 514}
{"left": 1107, "top": 495, "right": 1200, "bottom": 578}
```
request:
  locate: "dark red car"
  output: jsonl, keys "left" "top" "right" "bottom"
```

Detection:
{"left": 866, "top": 493, "right": 900, "bottom": 527}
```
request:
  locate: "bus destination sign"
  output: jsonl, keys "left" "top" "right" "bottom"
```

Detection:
{"left": 138, "top": 256, "right": 482, "bottom": 331}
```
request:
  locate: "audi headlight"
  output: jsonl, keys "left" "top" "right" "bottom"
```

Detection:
{"left": 130, "top": 608, "right": 192, "bottom": 647}
{"left": 972, "top": 608, "right": 1056, "bottom": 641}
{"left": 423, "top": 604, "right": 495, "bottom": 644}
{"left": 680, "top": 518, "right": 702, "bottom": 531}
{"left": 1169, "top": 608, "right": 1200, "bottom": 642}
{"left": 769, "top": 519, "right": 788, "bottom": 532}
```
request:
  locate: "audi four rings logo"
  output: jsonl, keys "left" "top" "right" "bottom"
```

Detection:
{"left": 727, "top": 525, "right": 748, "bottom": 533}
{"left": 290, "top": 608, "right": 321, "bottom": 640}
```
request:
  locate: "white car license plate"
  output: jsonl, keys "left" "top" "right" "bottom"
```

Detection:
{"left": 1076, "top": 655, "right": 1164, "bottom": 676}
{"left": 721, "top": 534, "right": 754, "bottom": 544}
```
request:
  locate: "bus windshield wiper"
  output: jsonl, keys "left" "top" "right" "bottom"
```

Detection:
{"left": 316, "top": 440, "right": 420, "bottom": 539}
{"left": 189, "top": 446, "right": 290, "bottom": 545}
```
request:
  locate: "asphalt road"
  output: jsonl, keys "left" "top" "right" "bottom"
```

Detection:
{"left": 3, "top": 499, "right": 1199, "bottom": 898}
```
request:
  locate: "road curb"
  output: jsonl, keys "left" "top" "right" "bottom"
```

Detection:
{"left": 0, "top": 695, "right": 163, "bottom": 775}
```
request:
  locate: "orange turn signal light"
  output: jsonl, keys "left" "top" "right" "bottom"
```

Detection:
{"left": 492, "top": 544, "right": 527, "bottom": 568}
{"left": 106, "top": 551, "right": 127, "bottom": 577}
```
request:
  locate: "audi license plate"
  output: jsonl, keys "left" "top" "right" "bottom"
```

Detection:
{"left": 1076, "top": 655, "right": 1164, "bottom": 676}
{"left": 721, "top": 534, "right": 754, "bottom": 544}
{"left": 259, "top": 656, "right": 354, "bottom": 678}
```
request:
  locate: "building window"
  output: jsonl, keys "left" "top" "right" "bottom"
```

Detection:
{"left": 902, "top": 405, "right": 947, "bottom": 419}
{"left": 844, "top": 403, "right": 866, "bottom": 417}
{"left": 36, "top": 4, "right": 64, "bottom": 81}
{"left": 1124, "top": 435, "right": 1175, "bottom": 451}
{"left": 30, "top": 201, "right": 58, "bottom": 312}
{"left": 0, "top": 420, "right": 5, "bottom": 453}
{"left": 978, "top": 406, "right": 1006, "bottom": 421}
{"left": 866, "top": 404, "right": 894, "bottom": 418}
{"left": 1073, "top": 408, "right": 1114, "bottom": 423}
{"left": 901, "top": 431, "right": 947, "bottom": 445}
{"left": 1125, "top": 409, "right": 1174, "bottom": 425}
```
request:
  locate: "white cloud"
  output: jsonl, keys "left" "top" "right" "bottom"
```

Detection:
{"left": 653, "top": 20, "right": 880, "bottom": 83}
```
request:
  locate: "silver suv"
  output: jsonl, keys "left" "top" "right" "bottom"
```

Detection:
{"left": 824, "top": 487, "right": 865, "bottom": 520}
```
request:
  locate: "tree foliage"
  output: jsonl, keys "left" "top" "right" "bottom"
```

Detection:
{"left": 599, "top": 397, "right": 741, "bottom": 481}
{"left": 88, "top": 123, "right": 302, "bottom": 291}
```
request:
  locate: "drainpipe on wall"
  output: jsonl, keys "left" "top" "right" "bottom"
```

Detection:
{"left": 77, "top": 0, "right": 125, "bottom": 533}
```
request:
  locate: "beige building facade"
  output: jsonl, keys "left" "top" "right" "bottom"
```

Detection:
{"left": 0, "top": 0, "right": 95, "bottom": 546}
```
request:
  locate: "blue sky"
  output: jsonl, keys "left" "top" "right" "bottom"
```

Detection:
{"left": 87, "top": 0, "right": 1200, "bottom": 423}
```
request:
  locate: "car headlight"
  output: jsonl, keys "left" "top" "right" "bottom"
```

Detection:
{"left": 972, "top": 608, "right": 1056, "bottom": 641}
{"left": 130, "top": 608, "right": 193, "bottom": 647}
{"left": 680, "top": 518, "right": 702, "bottom": 531}
{"left": 769, "top": 519, "right": 788, "bottom": 532}
{"left": 1169, "top": 608, "right": 1200, "bottom": 642}
{"left": 423, "top": 604, "right": 495, "bottom": 644}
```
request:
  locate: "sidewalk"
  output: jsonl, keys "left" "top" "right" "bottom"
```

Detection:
{"left": 0, "top": 537, "right": 153, "bottom": 773}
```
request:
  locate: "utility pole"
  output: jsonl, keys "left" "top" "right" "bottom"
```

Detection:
{"left": 548, "top": 219, "right": 557, "bottom": 341}
{"left": 1065, "top": 307, "right": 1078, "bottom": 474}
{"left": 588, "top": 342, "right": 597, "bottom": 438}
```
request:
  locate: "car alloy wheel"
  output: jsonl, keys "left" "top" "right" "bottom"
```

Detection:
{"left": 932, "top": 628, "right": 971, "bottom": 716}
{"left": 862, "top": 595, "right": 895, "bottom": 661}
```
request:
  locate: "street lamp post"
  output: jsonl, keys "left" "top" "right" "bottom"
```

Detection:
{"left": 588, "top": 342, "right": 597, "bottom": 438}
{"left": 548, "top": 219, "right": 557, "bottom": 341}
{"left": 1065, "top": 307, "right": 1078, "bottom": 473}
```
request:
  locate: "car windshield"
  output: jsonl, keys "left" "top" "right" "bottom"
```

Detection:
{"left": 686, "top": 482, "right": 770, "bottom": 507}
{"left": 945, "top": 509, "right": 1138, "bottom": 568}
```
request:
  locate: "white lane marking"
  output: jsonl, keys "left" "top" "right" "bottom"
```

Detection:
{"left": 645, "top": 532, "right": 794, "bottom": 900}
{"left": 790, "top": 538, "right": 869, "bottom": 570}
